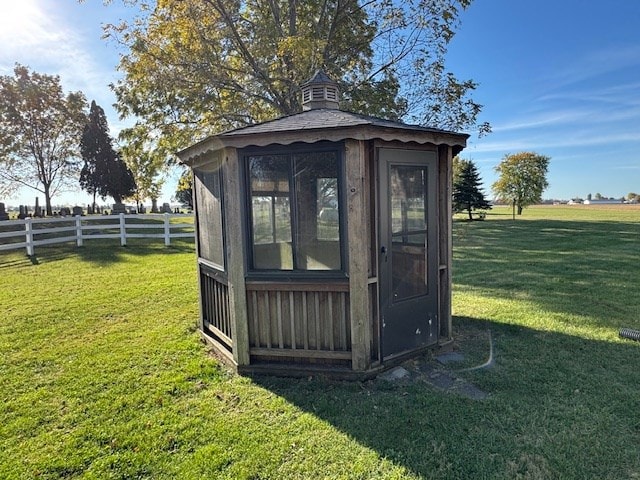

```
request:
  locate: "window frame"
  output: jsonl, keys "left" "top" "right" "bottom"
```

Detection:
{"left": 241, "top": 141, "right": 347, "bottom": 279}
{"left": 193, "top": 163, "right": 226, "bottom": 273}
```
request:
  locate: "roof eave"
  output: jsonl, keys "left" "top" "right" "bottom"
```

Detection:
{"left": 178, "top": 125, "right": 468, "bottom": 166}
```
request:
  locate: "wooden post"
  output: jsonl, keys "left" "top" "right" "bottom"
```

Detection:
{"left": 437, "top": 145, "right": 453, "bottom": 341}
{"left": 345, "top": 139, "right": 371, "bottom": 371}
{"left": 119, "top": 213, "right": 127, "bottom": 246}
{"left": 222, "top": 148, "right": 250, "bottom": 366}
{"left": 76, "top": 216, "right": 83, "bottom": 247}
{"left": 25, "top": 217, "right": 34, "bottom": 256}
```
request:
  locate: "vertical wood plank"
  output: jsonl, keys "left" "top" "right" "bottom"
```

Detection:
{"left": 314, "top": 292, "right": 321, "bottom": 350}
{"left": 224, "top": 283, "right": 230, "bottom": 338}
{"left": 339, "top": 293, "right": 347, "bottom": 350}
{"left": 210, "top": 278, "right": 215, "bottom": 328}
{"left": 302, "top": 293, "right": 309, "bottom": 350}
{"left": 202, "top": 274, "right": 209, "bottom": 324}
{"left": 223, "top": 148, "right": 250, "bottom": 365}
{"left": 219, "top": 282, "right": 225, "bottom": 335}
{"left": 327, "top": 292, "right": 336, "bottom": 351}
{"left": 276, "top": 291, "right": 284, "bottom": 348}
{"left": 264, "top": 292, "right": 272, "bottom": 348}
{"left": 289, "top": 292, "right": 296, "bottom": 350}
{"left": 346, "top": 139, "right": 371, "bottom": 370}
{"left": 214, "top": 280, "right": 220, "bottom": 330}
{"left": 251, "top": 291, "right": 259, "bottom": 348}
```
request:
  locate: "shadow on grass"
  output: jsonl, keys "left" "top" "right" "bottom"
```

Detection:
{"left": 0, "top": 239, "right": 195, "bottom": 268}
{"left": 453, "top": 218, "right": 640, "bottom": 331}
{"left": 75, "top": 239, "right": 196, "bottom": 266}
{"left": 248, "top": 215, "right": 640, "bottom": 477}
{"left": 253, "top": 317, "right": 640, "bottom": 478}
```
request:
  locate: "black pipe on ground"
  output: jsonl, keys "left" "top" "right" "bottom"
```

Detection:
{"left": 619, "top": 328, "right": 640, "bottom": 341}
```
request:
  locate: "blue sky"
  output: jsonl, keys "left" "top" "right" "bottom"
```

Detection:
{"left": 2, "top": 0, "right": 639, "bottom": 206}
{"left": 447, "top": 0, "right": 640, "bottom": 200}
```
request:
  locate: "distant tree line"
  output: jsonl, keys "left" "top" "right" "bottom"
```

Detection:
{"left": 0, "top": 65, "right": 165, "bottom": 214}
{"left": 453, "top": 151, "right": 551, "bottom": 219}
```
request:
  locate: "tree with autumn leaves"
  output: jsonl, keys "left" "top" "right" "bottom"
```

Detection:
{"left": 492, "top": 152, "right": 550, "bottom": 216}
{"left": 106, "top": 0, "right": 490, "bottom": 162}
{"left": 0, "top": 65, "right": 87, "bottom": 215}
{"left": 2, "top": 1, "right": 491, "bottom": 211}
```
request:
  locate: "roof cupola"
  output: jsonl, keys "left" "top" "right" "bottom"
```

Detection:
{"left": 301, "top": 70, "right": 340, "bottom": 111}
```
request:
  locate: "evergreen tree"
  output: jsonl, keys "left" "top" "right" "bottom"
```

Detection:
{"left": 80, "top": 101, "right": 136, "bottom": 207}
{"left": 453, "top": 159, "right": 491, "bottom": 220}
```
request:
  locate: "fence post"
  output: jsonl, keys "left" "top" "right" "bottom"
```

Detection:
{"left": 25, "top": 217, "right": 34, "bottom": 256}
{"left": 75, "top": 216, "right": 83, "bottom": 247}
{"left": 164, "top": 213, "right": 171, "bottom": 246}
{"left": 119, "top": 213, "right": 127, "bottom": 246}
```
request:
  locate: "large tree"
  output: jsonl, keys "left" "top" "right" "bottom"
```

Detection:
{"left": 452, "top": 158, "right": 491, "bottom": 220}
{"left": 80, "top": 100, "right": 136, "bottom": 206}
{"left": 119, "top": 125, "right": 166, "bottom": 211}
{"left": 174, "top": 168, "right": 193, "bottom": 209}
{"left": 492, "top": 152, "right": 550, "bottom": 216}
{"left": 0, "top": 65, "right": 87, "bottom": 215}
{"left": 104, "top": 0, "right": 489, "bottom": 162}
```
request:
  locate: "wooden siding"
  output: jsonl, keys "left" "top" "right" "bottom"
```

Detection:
{"left": 200, "top": 266, "right": 232, "bottom": 350}
{"left": 246, "top": 282, "right": 351, "bottom": 361}
{"left": 346, "top": 139, "right": 372, "bottom": 370}
{"left": 223, "top": 147, "right": 250, "bottom": 365}
{"left": 437, "top": 144, "right": 453, "bottom": 340}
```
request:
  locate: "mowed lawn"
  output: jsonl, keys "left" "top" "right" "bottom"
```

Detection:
{"left": 1, "top": 205, "right": 639, "bottom": 479}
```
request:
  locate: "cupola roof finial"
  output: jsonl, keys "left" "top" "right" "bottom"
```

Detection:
{"left": 301, "top": 70, "right": 340, "bottom": 111}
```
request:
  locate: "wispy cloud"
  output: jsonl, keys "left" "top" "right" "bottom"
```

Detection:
{"left": 0, "top": 0, "right": 127, "bottom": 132}
{"left": 469, "top": 130, "right": 640, "bottom": 156}
{"left": 491, "top": 109, "right": 594, "bottom": 132}
{"left": 545, "top": 44, "right": 640, "bottom": 90}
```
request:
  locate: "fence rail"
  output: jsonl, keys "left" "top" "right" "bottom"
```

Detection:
{"left": 0, "top": 213, "right": 195, "bottom": 255}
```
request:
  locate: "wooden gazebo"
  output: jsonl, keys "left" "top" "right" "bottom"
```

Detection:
{"left": 178, "top": 72, "right": 468, "bottom": 377}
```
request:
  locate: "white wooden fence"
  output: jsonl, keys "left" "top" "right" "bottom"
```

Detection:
{"left": 0, "top": 213, "right": 195, "bottom": 256}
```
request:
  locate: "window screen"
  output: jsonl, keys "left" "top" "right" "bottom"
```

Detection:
{"left": 248, "top": 149, "right": 342, "bottom": 271}
{"left": 194, "top": 167, "right": 225, "bottom": 269}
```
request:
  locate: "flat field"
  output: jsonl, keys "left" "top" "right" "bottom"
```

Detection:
{"left": 1, "top": 205, "right": 639, "bottom": 479}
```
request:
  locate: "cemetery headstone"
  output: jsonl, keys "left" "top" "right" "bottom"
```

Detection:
{"left": 112, "top": 203, "right": 126, "bottom": 214}
{"left": 161, "top": 202, "right": 172, "bottom": 213}
{"left": 59, "top": 207, "right": 71, "bottom": 216}
{"left": 151, "top": 198, "right": 159, "bottom": 213}
{"left": 18, "top": 205, "right": 27, "bottom": 219}
{"left": 0, "top": 202, "right": 9, "bottom": 221}
{"left": 34, "top": 197, "right": 42, "bottom": 217}
{"left": 72, "top": 206, "right": 83, "bottom": 216}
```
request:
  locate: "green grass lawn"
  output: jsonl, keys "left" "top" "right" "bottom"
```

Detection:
{"left": 1, "top": 206, "right": 640, "bottom": 479}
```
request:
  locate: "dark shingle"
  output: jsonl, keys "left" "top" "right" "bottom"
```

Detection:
{"left": 220, "top": 109, "right": 459, "bottom": 138}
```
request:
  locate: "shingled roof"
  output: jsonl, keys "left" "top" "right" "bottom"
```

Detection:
{"left": 222, "top": 108, "right": 459, "bottom": 136}
{"left": 178, "top": 108, "right": 469, "bottom": 165}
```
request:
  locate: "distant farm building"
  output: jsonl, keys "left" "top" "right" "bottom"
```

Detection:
{"left": 583, "top": 199, "right": 623, "bottom": 205}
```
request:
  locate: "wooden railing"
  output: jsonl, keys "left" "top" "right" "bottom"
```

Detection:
{"left": 0, "top": 213, "right": 194, "bottom": 255}
{"left": 200, "top": 266, "right": 232, "bottom": 350}
{"left": 246, "top": 281, "right": 352, "bottom": 362}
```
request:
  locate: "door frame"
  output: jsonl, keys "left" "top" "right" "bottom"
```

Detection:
{"left": 377, "top": 147, "right": 439, "bottom": 360}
